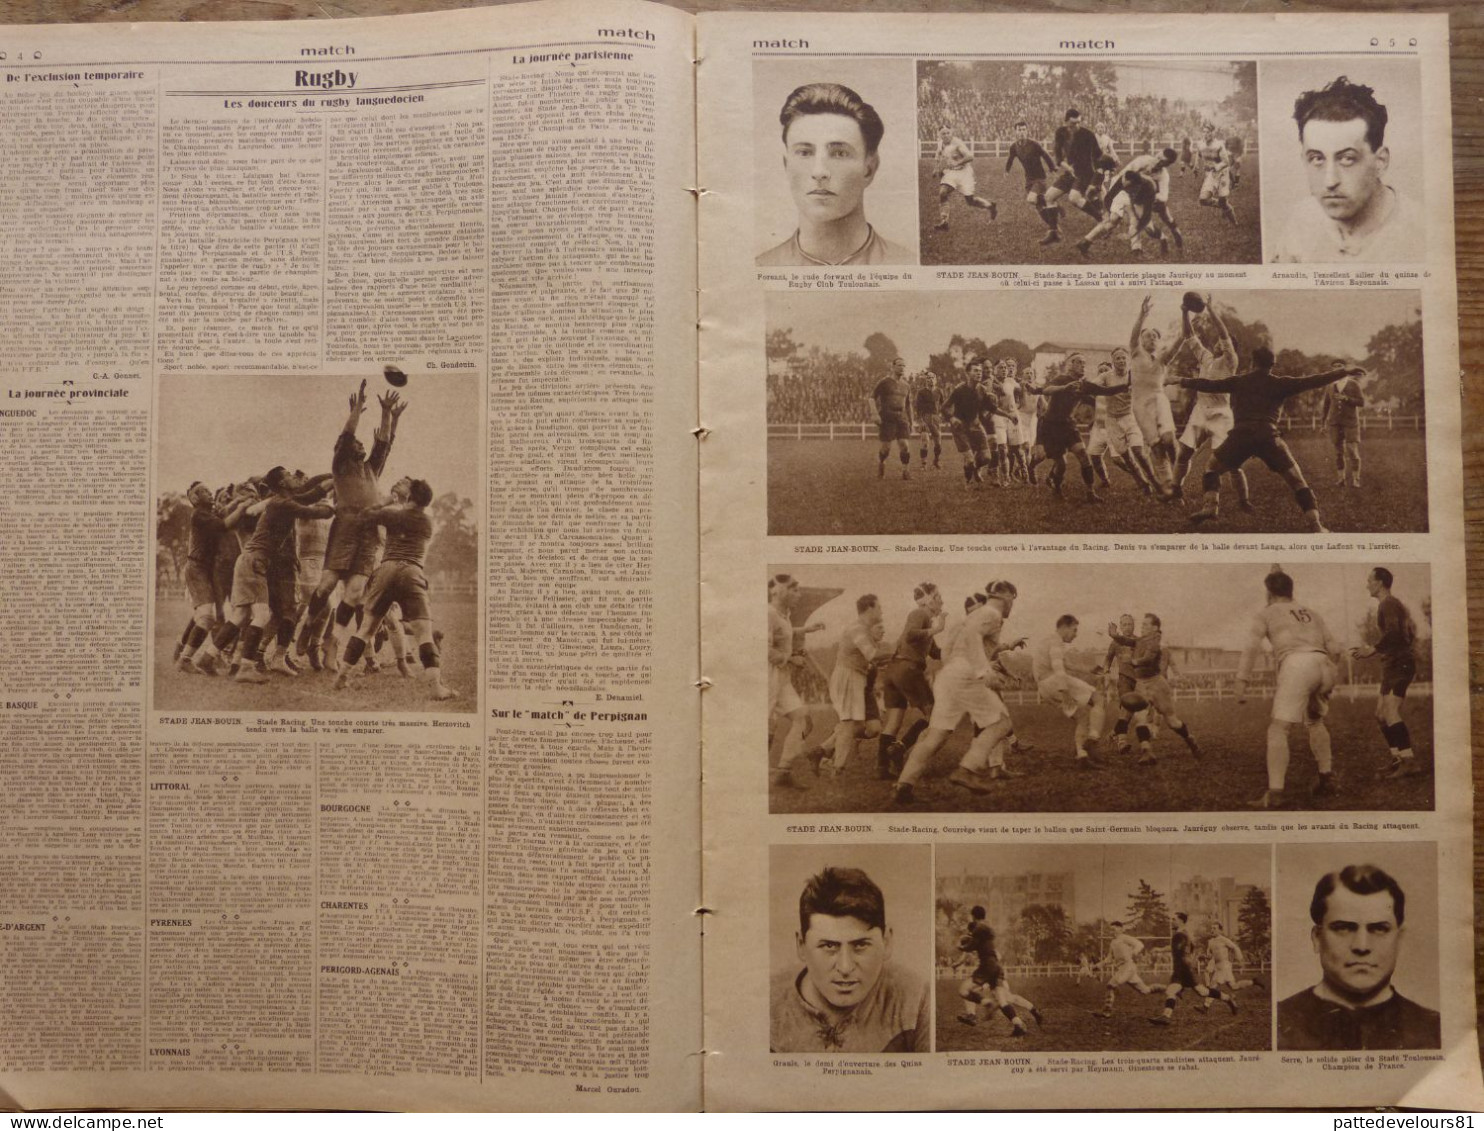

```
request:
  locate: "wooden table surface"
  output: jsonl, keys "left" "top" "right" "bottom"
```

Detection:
{"left": 1, "top": 0, "right": 1480, "bottom": 1103}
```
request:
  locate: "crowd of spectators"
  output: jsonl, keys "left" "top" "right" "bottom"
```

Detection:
{"left": 917, "top": 69, "right": 1234, "bottom": 152}
{"left": 767, "top": 361, "right": 884, "bottom": 424}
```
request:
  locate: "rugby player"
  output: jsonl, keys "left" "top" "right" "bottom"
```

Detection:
{"left": 1237, "top": 568, "right": 1341, "bottom": 809}
{"left": 1033, "top": 357, "right": 1103, "bottom": 504}
{"left": 872, "top": 357, "right": 914, "bottom": 480}
{"left": 757, "top": 83, "right": 911, "bottom": 267}
{"left": 1107, "top": 613, "right": 1202, "bottom": 763}
{"left": 1129, "top": 295, "right": 1182, "bottom": 490}
{"left": 1271, "top": 77, "right": 1422, "bottom": 263}
{"left": 1080, "top": 353, "right": 1159, "bottom": 495}
{"left": 893, "top": 581, "right": 1022, "bottom": 804}
{"left": 1350, "top": 567, "right": 1421, "bottom": 780}
{"left": 877, "top": 582, "right": 944, "bottom": 780}
{"left": 913, "top": 372, "right": 943, "bottom": 469}
{"left": 1167, "top": 297, "right": 1253, "bottom": 509}
{"left": 804, "top": 595, "right": 889, "bottom": 776}
{"left": 1207, "top": 925, "right": 1264, "bottom": 995}
{"left": 1099, "top": 921, "right": 1155, "bottom": 1016}
{"left": 297, "top": 381, "right": 405, "bottom": 667}
{"left": 1076, "top": 151, "right": 1181, "bottom": 259}
{"left": 1032, "top": 615, "right": 1102, "bottom": 769}
{"left": 1321, "top": 367, "right": 1367, "bottom": 488}
{"left": 1041, "top": 108, "right": 1106, "bottom": 246}
{"left": 333, "top": 477, "right": 455, "bottom": 700}
{"left": 934, "top": 124, "right": 997, "bottom": 231}
{"left": 956, "top": 906, "right": 1042, "bottom": 1037}
{"left": 946, "top": 360, "right": 992, "bottom": 487}
{"left": 1197, "top": 123, "right": 1239, "bottom": 225}
{"left": 1151, "top": 913, "right": 1237, "bottom": 1024}
{"left": 768, "top": 574, "right": 822, "bottom": 791}
{"left": 1175, "top": 348, "right": 1363, "bottom": 532}
{"left": 1003, "top": 120, "right": 1061, "bottom": 243}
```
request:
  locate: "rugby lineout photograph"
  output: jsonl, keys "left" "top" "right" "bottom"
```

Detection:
{"left": 766, "top": 287, "right": 1426, "bottom": 536}
{"left": 917, "top": 60, "right": 1260, "bottom": 265}
{"left": 936, "top": 843, "right": 1272, "bottom": 1053}
{"left": 765, "top": 561, "right": 1434, "bottom": 814}
{"left": 153, "top": 370, "right": 481, "bottom": 714}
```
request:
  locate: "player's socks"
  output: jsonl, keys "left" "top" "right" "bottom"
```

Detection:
{"left": 1002, "top": 1006, "right": 1026, "bottom": 1035}
{"left": 1090, "top": 455, "right": 1111, "bottom": 487}
{"left": 1173, "top": 723, "right": 1199, "bottom": 756}
{"left": 1265, "top": 719, "right": 1290, "bottom": 793}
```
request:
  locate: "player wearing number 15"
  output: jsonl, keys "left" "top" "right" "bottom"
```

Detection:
{"left": 1238, "top": 568, "right": 1342, "bottom": 809}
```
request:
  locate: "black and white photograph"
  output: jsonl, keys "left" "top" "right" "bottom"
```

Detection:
{"left": 766, "top": 561, "right": 1434, "bottom": 814}
{"left": 153, "top": 371, "right": 480, "bottom": 713}
{"left": 1260, "top": 59, "right": 1424, "bottom": 264}
{"left": 754, "top": 58, "right": 919, "bottom": 267}
{"left": 768, "top": 843, "right": 933, "bottom": 1053}
{"left": 766, "top": 287, "right": 1426, "bottom": 535}
{"left": 1274, "top": 842, "right": 1440, "bottom": 1050}
{"left": 935, "top": 843, "right": 1272, "bottom": 1053}
{"left": 917, "top": 60, "right": 1261, "bottom": 265}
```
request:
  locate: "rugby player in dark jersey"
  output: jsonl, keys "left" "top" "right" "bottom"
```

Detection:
{"left": 1150, "top": 912, "right": 1237, "bottom": 1025}
{"left": 945, "top": 360, "right": 991, "bottom": 486}
{"left": 334, "top": 477, "right": 456, "bottom": 701}
{"left": 913, "top": 373, "right": 943, "bottom": 469}
{"left": 297, "top": 379, "right": 406, "bottom": 666}
{"left": 1041, "top": 108, "right": 1105, "bottom": 246}
{"left": 955, "top": 906, "right": 1041, "bottom": 1036}
{"left": 1172, "top": 347, "right": 1362, "bottom": 532}
{"left": 877, "top": 581, "right": 944, "bottom": 779}
{"left": 872, "top": 357, "right": 914, "bottom": 481}
{"left": 1032, "top": 356, "right": 1103, "bottom": 504}
{"left": 175, "top": 483, "right": 256, "bottom": 671}
{"left": 1004, "top": 120, "right": 1062, "bottom": 242}
{"left": 196, "top": 469, "right": 335, "bottom": 684}
{"left": 1350, "top": 567, "right": 1421, "bottom": 779}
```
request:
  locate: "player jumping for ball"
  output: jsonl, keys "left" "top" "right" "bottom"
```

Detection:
{"left": 1167, "top": 294, "right": 1252, "bottom": 510}
{"left": 935, "top": 124, "right": 997, "bottom": 231}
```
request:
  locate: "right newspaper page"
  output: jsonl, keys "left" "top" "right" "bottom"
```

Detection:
{"left": 696, "top": 10, "right": 1484, "bottom": 1111}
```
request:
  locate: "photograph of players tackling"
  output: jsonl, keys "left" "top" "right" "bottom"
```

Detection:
{"left": 766, "top": 561, "right": 1432, "bottom": 814}
{"left": 936, "top": 843, "right": 1272, "bottom": 1053}
{"left": 153, "top": 370, "right": 480, "bottom": 713}
{"left": 918, "top": 60, "right": 1260, "bottom": 265}
{"left": 766, "top": 287, "right": 1426, "bottom": 536}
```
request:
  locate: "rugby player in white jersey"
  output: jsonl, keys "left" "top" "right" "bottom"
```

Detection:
{"left": 1238, "top": 567, "right": 1342, "bottom": 809}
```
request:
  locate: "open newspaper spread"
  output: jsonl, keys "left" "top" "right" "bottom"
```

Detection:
{"left": 0, "top": 0, "right": 1479, "bottom": 1113}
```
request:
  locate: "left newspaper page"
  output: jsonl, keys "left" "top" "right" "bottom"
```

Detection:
{"left": 0, "top": 0, "right": 701, "bottom": 1111}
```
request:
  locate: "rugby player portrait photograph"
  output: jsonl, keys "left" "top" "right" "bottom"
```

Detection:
{"left": 1261, "top": 60, "right": 1424, "bottom": 263}
{"left": 754, "top": 59, "right": 917, "bottom": 267}
{"left": 1275, "top": 843, "right": 1440, "bottom": 1050}
{"left": 769, "top": 844, "right": 931, "bottom": 1053}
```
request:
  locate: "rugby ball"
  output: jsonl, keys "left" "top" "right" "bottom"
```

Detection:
{"left": 1181, "top": 291, "right": 1206, "bottom": 314}
{"left": 383, "top": 365, "right": 408, "bottom": 388}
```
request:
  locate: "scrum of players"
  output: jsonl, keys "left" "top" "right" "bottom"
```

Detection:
{"left": 168, "top": 374, "right": 457, "bottom": 702}
{"left": 936, "top": 110, "right": 1245, "bottom": 260}
{"left": 870, "top": 292, "right": 1367, "bottom": 534}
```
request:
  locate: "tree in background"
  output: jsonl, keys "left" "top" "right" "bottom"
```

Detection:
{"left": 1125, "top": 878, "right": 1172, "bottom": 939}
{"left": 1237, "top": 886, "right": 1272, "bottom": 965}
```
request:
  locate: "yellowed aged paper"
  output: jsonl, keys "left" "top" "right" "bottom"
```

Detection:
{"left": 697, "top": 9, "right": 1482, "bottom": 1111}
{"left": 0, "top": 0, "right": 700, "bottom": 1111}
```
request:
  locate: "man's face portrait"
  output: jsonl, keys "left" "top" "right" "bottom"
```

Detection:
{"left": 1301, "top": 116, "right": 1388, "bottom": 223}
{"left": 1058, "top": 621, "right": 1079, "bottom": 643}
{"left": 1311, "top": 884, "right": 1403, "bottom": 1000}
{"left": 783, "top": 112, "right": 878, "bottom": 228}
{"left": 796, "top": 912, "right": 890, "bottom": 1010}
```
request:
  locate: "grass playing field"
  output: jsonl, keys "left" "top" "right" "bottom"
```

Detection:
{"left": 919, "top": 158, "right": 1262, "bottom": 266}
{"left": 934, "top": 973, "right": 1272, "bottom": 1052}
{"left": 152, "top": 594, "right": 477, "bottom": 714}
{"left": 768, "top": 694, "right": 1433, "bottom": 814}
{"left": 767, "top": 432, "right": 1428, "bottom": 536}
